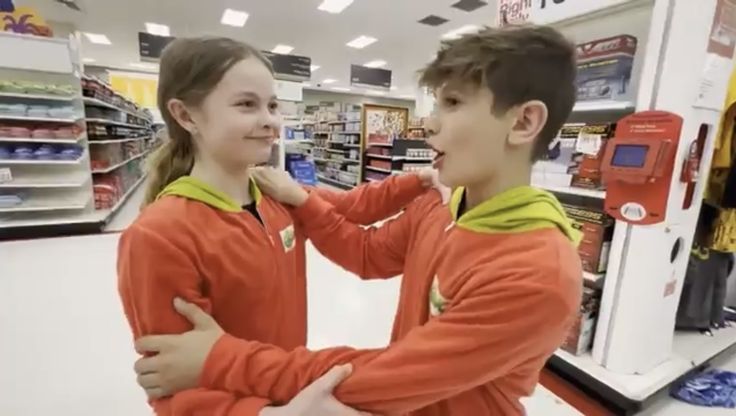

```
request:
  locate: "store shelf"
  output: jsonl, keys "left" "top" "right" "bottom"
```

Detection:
{"left": 583, "top": 271, "right": 605, "bottom": 286}
{"left": 0, "top": 135, "right": 84, "bottom": 144}
{"left": 96, "top": 173, "right": 147, "bottom": 219}
{"left": 313, "top": 131, "right": 331, "bottom": 134}
{"left": 572, "top": 100, "right": 635, "bottom": 113}
{"left": 0, "top": 91, "right": 75, "bottom": 102}
{"left": 326, "top": 167, "right": 359, "bottom": 177}
{"left": 91, "top": 150, "right": 149, "bottom": 174}
{"left": 328, "top": 121, "right": 346, "bottom": 124}
{"left": 0, "top": 114, "right": 80, "bottom": 124}
{"left": 535, "top": 183, "right": 606, "bottom": 199}
{"left": 367, "top": 142, "right": 393, "bottom": 147}
{"left": 332, "top": 131, "right": 361, "bottom": 134}
{"left": 0, "top": 151, "right": 87, "bottom": 165}
{"left": 83, "top": 97, "right": 151, "bottom": 121}
{"left": 316, "top": 175, "right": 355, "bottom": 190}
{"left": 342, "top": 143, "right": 361, "bottom": 148}
{"left": 365, "top": 166, "right": 392, "bottom": 174}
{"left": 284, "top": 139, "right": 314, "bottom": 145}
{"left": 86, "top": 118, "right": 149, "bottom": 129}
{"left": 402, "top": 157, "right": 434, "bottom": 162}
{"left": 0, "top": 195, "right": 89, "bottom": 213}
{"left": 0, "top": 172, "right": 90, "bottom": 189}
{"left": 326, "top": 149, "right": 344, "bottom": 154}
{"left": 88, "top": 136, "right": 150, "bottom": 144}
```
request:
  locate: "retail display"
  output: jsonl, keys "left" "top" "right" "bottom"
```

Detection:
{"left": 670, "top": 369, "right": 736, "bottom": 408}
{"left": 562, "top": 202, "right": 614, "bottom": 278}
{"left": 576, "top": 35, "right": 637, "bottom": 102}
{"left": 562, "top": 287, "right": 601, "bottom": 356}
{"left": 306, "top": 104, "right": 364, "bottom": 190}
{"left": 364, "top": 139, "right": 434, "bottom": 182}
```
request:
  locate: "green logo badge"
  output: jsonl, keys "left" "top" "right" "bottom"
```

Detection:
{"left": 429, "top": 275, "right": 447, "bottom": 317}
{"left": 280, "top": 225, "right": 295, "bottom": 252}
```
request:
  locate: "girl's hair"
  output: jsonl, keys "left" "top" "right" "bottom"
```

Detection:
{"left": 142, "top": 37, "right": 273, "bottom": 207}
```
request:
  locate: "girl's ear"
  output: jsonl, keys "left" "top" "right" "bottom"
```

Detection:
{"left": 167, "top": 98, "right": 198, "bottom": 135}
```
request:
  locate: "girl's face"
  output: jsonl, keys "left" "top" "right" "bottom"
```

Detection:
{"left": 187, "top": 57, "right": 281, "bottom": 170}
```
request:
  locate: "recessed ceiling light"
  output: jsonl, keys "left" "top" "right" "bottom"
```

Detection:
{"left": 390, "top": 86, "right": 398, "bottom": 91}
{"left": 145, "top": 22, "right": 170, "bottom": 37}
{"left": 83, "top": 32, "right": 111, "bottom": 45}
{"left": 331, "top": 87, "right": 351, "bottom": 92}
{"left": 318, "top": 0, "right": 354, "bottom": 13}
{"left": 221, "top": 8, "right": 249, "bottom": 27}
{"left": 399, "top": 94, "right": 415, "bottom": 100}
{"left": 130, "top": 62, "right": 159, "bottom": 70}
{"left": 366, "top": 90, "right": 386, "bottom": 96}
{"left": 441, "top": 24, "right": 480, "bottom": 40}
{"left": 364, "top": 60, "right": 387, "bottom": 68}
{"left": 303, "top": 82, "right": 312, "bottom": 87}
{"left": 322, "top": 78, "right": 337, "bottom": 84}
{"left": 310, "top": 65, "right": 321, "bottom": 72}
{"left": 271, "top": 44, "right": 294, "bottom": 54}
{"left": 82, "top": 58, "right": 96, "bottom": 63}
{"left": 346, "top": 35, "right": 377, "bottom": 49}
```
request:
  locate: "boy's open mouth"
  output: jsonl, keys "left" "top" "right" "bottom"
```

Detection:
{"left": 430, "top": 145, "right": 445, "bottom": 169}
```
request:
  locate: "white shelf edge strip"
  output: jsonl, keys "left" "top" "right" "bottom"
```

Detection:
{"left": 0, "top": 91, "right": 75, "bottom": 101}
{"left": 0, "top": 135, "right": 84, "bottom": 144}
{"left": 92, "top": 150, "right": 150, "bottom": 174}
{"left": 83, "top": 97, "right": 152, "bottom": 121}
{"left": 0, "top": 115, "right": 80, "bottom": 123}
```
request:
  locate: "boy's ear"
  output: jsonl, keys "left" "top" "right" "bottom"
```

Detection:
{"left": 167, "top": 98, "right": 198, "bottom": 135}
{"left": 507, "top": 100, "right": 548, "bottom": 147}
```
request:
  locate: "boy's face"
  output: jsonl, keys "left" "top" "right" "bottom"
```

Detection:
{"left": 426, "top": 83, "right": 515, "bottom": 189}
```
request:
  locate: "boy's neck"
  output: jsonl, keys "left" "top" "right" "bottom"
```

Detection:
{"left": 190, "top": 159, "right": 254, "bottom": 206}
{"left": 463, "top": 167, "right": 531, "bottom": 212}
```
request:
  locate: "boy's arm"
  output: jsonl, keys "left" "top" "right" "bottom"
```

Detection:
{"left": 118, "top": 226, "right": 271, "bottom": 416}
{"left": 292, "top": 191, "right": 435, "bottom": 279}
{"left": 200, "top": 264, "right": 578, "bottom": 414}
{"left": 308, "top": 173, "right": 428, "bottom": 225}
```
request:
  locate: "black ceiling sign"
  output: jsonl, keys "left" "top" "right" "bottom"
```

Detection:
{"left": 350, "top": 65, "right": 391, "bottom": 90}
{"left": 138, "top": 32, "right": 175, "bottom": 61}
{"left": 262, "top": 52, "right": 312, "bottom": 82}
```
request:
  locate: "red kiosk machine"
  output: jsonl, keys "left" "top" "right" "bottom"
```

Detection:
{"left": 600, "top": 111, "right": 688, "bottom": 225}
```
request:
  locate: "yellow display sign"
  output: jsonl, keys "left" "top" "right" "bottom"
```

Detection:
{"left": 1, "top": 5, "right": 53, "bottom": 37}
{"left": 109, "top": 72, "right": 159, "bottom": 108}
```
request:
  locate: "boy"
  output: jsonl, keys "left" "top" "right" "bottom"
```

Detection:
{"left": 135, "top": 24, "right": 583, "bottom": 415}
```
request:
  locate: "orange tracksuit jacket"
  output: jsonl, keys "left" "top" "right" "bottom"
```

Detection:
{"left": 117, "top": 174, "right": 427, "bottom": 415}
{"left": 197, "top": 186, "right": 583, "bottom": 415}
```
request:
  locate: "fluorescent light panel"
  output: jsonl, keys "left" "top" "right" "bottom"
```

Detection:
{"left": 310, "top": 65, "right": 321, "bottom": 71}
{"left": 441, "top": 24, "right": 480, "bottom": 40}
{"left": 364, "top": 60, "right": 386, "bottom": 68}
{"left": 221, "top": 8, "right": 249, "bottom": 27}
{"left": 318, "top": 0, "right": 354, "bottom": 13}
{"left": 272, "top": 44, "right": 294, "bottom": 54}
{"left": 346, "top": 35, "right": 377, "bottom": 49}
{"left": 366, "top": 90, "right": 386, "bottom": 96}
{"left": 82, "top": 58, "right": 96, "bottom": 63}
{"left": 331, "top": 87, "right": 351, "bottom": 92}
{"left": 83, "top": 32, "right": 111, "bottom": 45}
{"left": 145, "top": 22, "right": 170, "bottom": 37}
{"left": 130, "top": 62, "right": 158, "bottom": 70}
{"left": 322, "top": 78, "right": 337, "bottom": 84}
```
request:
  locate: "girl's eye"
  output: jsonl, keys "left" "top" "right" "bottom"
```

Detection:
{"left": 238, "top": 101, "right": 256, "bottom": 108}
{"left": 269, "top": 102, "right": 279, "bottom": 111}
{"left": 443, "top": 97, "right": 460, "bottom": 107}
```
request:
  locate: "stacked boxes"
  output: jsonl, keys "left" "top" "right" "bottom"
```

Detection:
{"left": 563, "top": 203, "right": 615, "bottom": 274}
{"left": 568, "top": 123, "right": 616, "bottom": 190}
{"left": 576, "top": 35, "right": 638, "bottom": 102}
{"left": 562, "top": 287, "right": 601, "bottom": 356}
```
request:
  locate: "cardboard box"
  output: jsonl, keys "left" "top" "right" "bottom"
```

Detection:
{"left": 568, "top": 123, "right": 615, "bottom": 190}
{"left": 576, "top": 35, "right": 638, "bottom": 102}
{"left": 562, "top": 288, "right": 600, "bottom": 355}
{"left": 563, "top": 203, "right": 615, "bottom": 274}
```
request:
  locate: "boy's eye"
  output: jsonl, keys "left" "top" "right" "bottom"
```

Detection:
{"left": 443, "top": 97, "right": 460, "bottom": 107}
{"left": 269, "top": 102, "right": 279, "bottom": 111}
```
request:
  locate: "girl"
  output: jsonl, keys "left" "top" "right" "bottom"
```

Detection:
{"left": 117, "top": 37, "right": 434, "bottom": 415}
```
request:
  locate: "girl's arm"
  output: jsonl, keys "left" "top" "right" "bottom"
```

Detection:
{"left": 117, "top": 224, "right": 271, "bottom": 416}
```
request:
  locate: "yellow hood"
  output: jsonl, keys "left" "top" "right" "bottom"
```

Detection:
{"left": 157, "top": 176, "right": 262, "bottom": 212}
{"left": 450, "top": 186, "right": 581, "bottom": 244}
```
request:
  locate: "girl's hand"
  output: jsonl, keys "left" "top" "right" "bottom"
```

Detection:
{"left": 416, "top": 168, "right": 451, "bottom": 204}
{"left": 261, "top": 365, "right": 373, "bottom": 416}
{"left": 251, "top": 167, "right": 309, "bottom": 207}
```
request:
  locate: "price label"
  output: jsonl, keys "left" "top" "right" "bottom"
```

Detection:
{"left": 576, "top": 133, "right": 603, "bottom": 156}
{"left": 0, "top": 168, "right": 12, "bottom": 183}
{"left": 498, "top": 0, "right": 634, "bottom": 25}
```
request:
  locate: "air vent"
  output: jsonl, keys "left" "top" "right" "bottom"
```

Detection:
{"left": 451, "top": 0, "right": 488, "bottom": 12}
{"left": 418, "top": 15, "right": 449, "bottom": 27}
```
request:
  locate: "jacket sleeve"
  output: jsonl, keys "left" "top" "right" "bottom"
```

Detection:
{"left": 199, "top": 264, "right": 578, "bottom": 415}
{"left": 291, "top": 191, "right": 435, "bottom": 279}
{"left": 117, "top": 225, "right": 271, "bottom": 416}
{"left": 308, "top": 173, "right": 426, "bottom": 225}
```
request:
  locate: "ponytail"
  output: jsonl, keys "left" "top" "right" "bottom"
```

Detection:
{"left": 142, "top": 126, "right": 194, "bottom": 207}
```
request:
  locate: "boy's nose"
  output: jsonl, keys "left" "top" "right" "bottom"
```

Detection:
{"left": 425, "top": 115, "right": 440, "bottom": 136}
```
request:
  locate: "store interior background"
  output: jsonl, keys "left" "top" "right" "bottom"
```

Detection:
{"left": 2, "top": 0, "right": 736, "bottom": 415}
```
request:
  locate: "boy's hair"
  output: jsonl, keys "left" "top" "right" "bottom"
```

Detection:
{"left": 143, "top": 37, "right": 273, "bottom": 207}
{"left": 420, "top": 25, "right": 577, "bottom": 161}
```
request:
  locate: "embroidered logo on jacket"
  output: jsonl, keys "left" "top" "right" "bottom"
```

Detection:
{"left": 280, "top": 225, "right": 296, "bottom": 252}
{"left": 429, "top": 275, "right": 447, "bottom": 316}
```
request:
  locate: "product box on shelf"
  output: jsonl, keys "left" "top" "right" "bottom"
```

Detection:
{"left": 562, "top": 287, "right": 600, "bottom": 356}
{"left": 568, "top": 123, "right": 616, "bottom": 190}
{"left": 532, "top": 124, "right": 582, "bottom": 187}
{"left": 576, "top": 35, "right": 638, "bottom": 102}
{"left": 562, "top": 203, "right": 614, "bottom": 274}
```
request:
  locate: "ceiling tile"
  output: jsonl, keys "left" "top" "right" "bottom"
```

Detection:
{"left": 451, "top": 0, "right": 488, "bottom": 13}
{"left": 418, "top": 15, "right": 449, "bottom": 27}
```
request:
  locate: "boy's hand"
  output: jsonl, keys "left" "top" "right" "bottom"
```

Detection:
{"left": 252, "top": 167, "right": 309, "bottom": 206}
{"left": 262, "top": 365, "right": 373, "bottom": 416}
{"left": 134, "top": 298, "right": 223, "bottom": 399}
{"left": 417, "top": 168, "right": 451, "bottom": 204}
